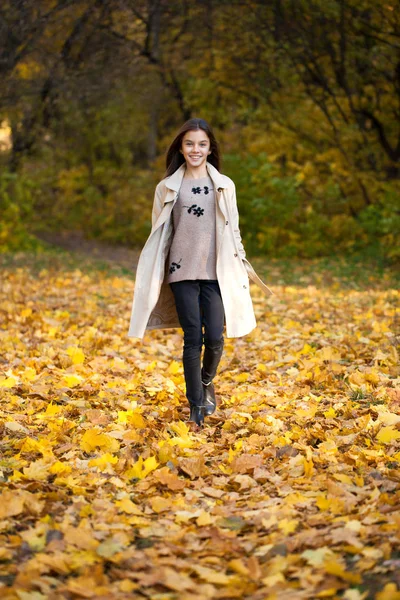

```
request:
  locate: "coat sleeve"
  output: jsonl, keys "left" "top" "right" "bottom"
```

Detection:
{"left": 151, "top": 183, "right": 164, "bottom": 228}
{"left": 230, "top": 181, "right": 246, "bottom": 259}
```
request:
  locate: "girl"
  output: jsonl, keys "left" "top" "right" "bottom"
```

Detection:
{"left": 128, "top": 118, "right": 274, "bottom": 426}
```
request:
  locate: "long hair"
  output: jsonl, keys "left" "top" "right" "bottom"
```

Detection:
{"left": 164, "top": 118, "right": 221, "bottom": 178}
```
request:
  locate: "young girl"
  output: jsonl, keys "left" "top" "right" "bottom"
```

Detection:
{"left": 128, "top": 118, "right": 274, "bottom": 426}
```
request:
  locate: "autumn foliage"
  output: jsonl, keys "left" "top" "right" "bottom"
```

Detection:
{"left": 0, "top": 254, "right": 399, "bottom": 599}
{"left": 1, "top": 1, "right": 399, "bottom": 259}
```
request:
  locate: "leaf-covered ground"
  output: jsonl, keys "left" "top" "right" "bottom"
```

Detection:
{"left": 0, "top": 251, "right": 399, "bottom": 600}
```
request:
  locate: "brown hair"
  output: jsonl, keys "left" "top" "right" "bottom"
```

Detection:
{"left": 164, "top": 118, "right": 221, "bottom": 178}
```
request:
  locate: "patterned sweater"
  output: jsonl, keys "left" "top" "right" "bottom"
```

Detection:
{"left": 166, "top": 175, "right": 217, "bottom": 283}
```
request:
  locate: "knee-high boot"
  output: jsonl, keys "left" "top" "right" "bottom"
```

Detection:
{"left": 201, "top": 340, "right": 224, "bottom": 415}
{"left": 183, "top": 343, "right": 205, "bottom": 426}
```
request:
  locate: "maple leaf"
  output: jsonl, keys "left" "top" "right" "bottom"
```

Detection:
{"left": 125, "top": 455, "right": 158, "bottom": 480}
{"left": 1, "top": 252, "right": 398, "bottom": 599}
{"left": 67, "top": 345, "right": 85, "bottom": 364}
{"left": 80, "top": 428, "right": 120, "bottom": 453}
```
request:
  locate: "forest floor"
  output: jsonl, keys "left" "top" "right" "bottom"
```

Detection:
{"left": 0, "top": 238, "right": 399, "bottom": 599}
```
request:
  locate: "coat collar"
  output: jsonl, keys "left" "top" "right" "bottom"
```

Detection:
{"left": 164, "top": 161, "right": 227, "bottom": 194}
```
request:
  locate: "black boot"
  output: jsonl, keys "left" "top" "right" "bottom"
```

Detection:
{"left": 202, "top": 380, "right": 216, "bottom": 416}
{"left": 201, "top": 341, "right": 224, "bottom": 416}
{"left": 189, "top": 402, "right": 205, "bottom": 426}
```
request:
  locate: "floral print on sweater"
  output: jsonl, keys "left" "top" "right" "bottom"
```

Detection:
{"left": 166, "top": 175, "right": 217, "bottom": 284}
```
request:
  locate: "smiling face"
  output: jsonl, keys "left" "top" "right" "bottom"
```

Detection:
{"left": 180, "top": 129, "right": 211, "bottom": 170}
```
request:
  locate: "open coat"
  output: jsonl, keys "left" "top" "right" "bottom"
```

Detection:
{"left": 128, "top": 161, "right": 274, "bottom": 340}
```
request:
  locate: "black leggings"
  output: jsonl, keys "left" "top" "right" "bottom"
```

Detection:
{"left": 169, "top": 279, "right": 225, "bottom": 406}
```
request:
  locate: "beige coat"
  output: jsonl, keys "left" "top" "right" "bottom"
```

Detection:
{"left": 128, "top": 161, "right": 274, "bottom": 339}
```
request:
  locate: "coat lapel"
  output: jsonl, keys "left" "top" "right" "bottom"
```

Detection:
{"left": 164, "top": 161, "right": 228, "bottom": 219}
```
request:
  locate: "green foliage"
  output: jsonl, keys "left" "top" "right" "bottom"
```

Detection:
{"left": 0, "top": 170, "right": 44, "bottom": 252}
{"left": 223, "top": 152, "right": 398, "bottom": 260}
{"left": 357, "top": 189, "right": 400, "bottom": 260}
{"left": 30, "top": 161, "right": 157, "bottom": 246}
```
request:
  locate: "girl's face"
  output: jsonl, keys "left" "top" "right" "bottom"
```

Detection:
{"left": 180, "top": 129, "right": 211, "bottom": 170}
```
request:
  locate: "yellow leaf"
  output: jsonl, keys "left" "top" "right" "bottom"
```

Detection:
{"left": 196, "top": 510, "right": 212, "bottom": 526}
{"left": 236, "top": 412, "right": 253, "bottom": 422}
{"left": 5, "top": 421, "right": 29, "bottom": 434}
{"left": 235, "top": 372, "right": 249, "bottom": 383}
{"left": 117, "top": 410, "right": 145, "bottom": 428}
{"left": 167, "top": 360, "right": 180, "bottom": 374}
{"left": 23, "top": 459, "right": 51, "bottom": 481}
{"left": 362, "top": 547, "right": 383, "bottom": 560}
{"left": 364, "top": 369, "right": 380, "bottom": 384}
{"left": 317, "top": 346, "right": 341, "bottom": 361}
{"left": 324, "top": 407, "right": 337, "bottom": 418}
{"left": 300, "top": 343, "right": 315, "bottom": 355}
{"left": 150, "top": 496, "right": 171, "bottom": 513}
{"left": 145, "top": 360, "right": 157, "bottom": 372}
{"left": 64, "top": 527, "right": 99, "bottom": 550}
{"left": 297, "top": 406, "right": 317, "bottom": 418}
{"left": 218, "top": 464, "right": 232, "bottom": 474}
{"left": 128, "top": 413, "right": 145, "bottom": 428}
{"left": 303, "top": 457, "right": 314, "bottom": 477}
{"left": 167, "top": 435, "right": 194, "bottom": 449}
{"left": 0, "top": 376, "right": 17, "bottom": 388}
{"left": 315, "top": 589, "right": 339, "bottom": 598}
{"left": 0, "top": 548, "right": 12, "bottom": 561}
{"left": 377, "top": 426, "right": 400, "bottom": 444}
{"left": 120, "top": 580, "right": 137, "bottom": 593}
{"left": 167, "top": 421, "right": 194, "bottom": 448}
{"left": 88, "top": 453, "right": 118, "bottom": 470}
{"left": 375, "top": 583, "right": 400, "bottom": 600}
{"left": 316, "top": 495, "right": 331, "bottom": 511}
{"left": 80, "top": 429, "right": 120, "bottom": 453}
{"left": 0, "top": 490, "right": 25, "bottom": 518}
{"left": 21, "top": 367, "right": 37, "bottom": 381}
{"left": 324, "top": 560, "right": 361, "bottom": 584}
{"left": 354, "top": 475, "right": 364, "bottom": 486}
{"left": 343, "top": 590, "right": 367, "bottom": 600}
{"left": 159, "top": 567, "right": 194, "bottom": 592}
{"left": 116, "top": 497, "right": 142, "bottom": 515}
{"left": 373, "top": 349, "right": 388, "bottom": 361}
{"left": 346, "top": 520, "right": 362, "bottom": 532}
{"left": 228, "top": 558, "right": 249, "bottom": 576}
{"left": 278, "top": 518, "right": 298, "bottom": 534}
{"left": 49, "top": 461, "right": 72, "bottom": 476}
{"left": 117, "top": 410, "right": 129, "bottom": 423}
{"left": 142, "top": 455, "right": 158, "bottom": 476}
{"left": 67, "top": 346, "right": 85, "bottom": 364}
{"left": 125, "top": 455, "right": 158, "bottom": 480}
{"left": 349, "top": 371, "right": 366, "bottom": 386}
{"left": 193, "top": 565, "right": 232, "bottom": 585}
{"left": 376, "top": 408, "right": 400, "bottom": 427}
{"left": 169, "top": 420, "right": 191, "bottom": 438}
{"left": 63, "top": 374, "right": 84, "bottom": 388}
{"left": 44, "top": 403, "right": 63, "bottom": 416}
{"left": 97, "top": 536, "right": 124, "bottom": 558}
{"left": 261, "top": 573, "right": 285, "bottom": 586}
{"left": 157, "top": 444, "right": 176, "bottom": 464}
{"left": 333, "top": 473, "right": 353, "bottom": 485}
{"left": 302, "top": 547, "right": 335, "bottom": 567}
{"left": 318, "top": 440, "right": 338, "bottom": 454}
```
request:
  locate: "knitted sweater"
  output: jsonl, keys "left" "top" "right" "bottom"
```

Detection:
{"left": 166, "top": 175, "right": 217, "bottom": 283}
